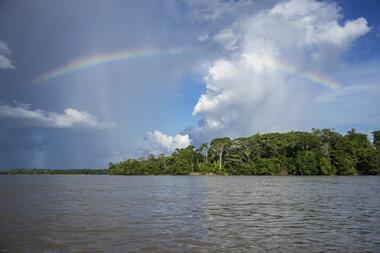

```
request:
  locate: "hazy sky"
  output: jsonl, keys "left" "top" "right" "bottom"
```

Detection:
{"left": 0, "top": 0, "right": 380, "bottom": 169}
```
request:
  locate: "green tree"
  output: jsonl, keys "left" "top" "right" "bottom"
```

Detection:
{"left": 295, "top": 151, "right": 319, "bottom": 175}
{"left": 372, "top": 130, "right": 380, "bottom": 151}
{"left": 168, "top": 146, "right": 197, "bottom": 175}
{"left": 320, "top": 156, "right": 335, "bottom": 175}
{"left": 209, "top": 137, "right": 232, "bottom": 173}
{"left": 199, "top": 143, "right": 209, "bottom": 163}
{"left": 107, "top": 129, "right": 380, "bottom": 176}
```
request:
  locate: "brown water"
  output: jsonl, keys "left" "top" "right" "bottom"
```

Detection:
{"left": 0, "top": 175, "right": 379, "bottom": 252}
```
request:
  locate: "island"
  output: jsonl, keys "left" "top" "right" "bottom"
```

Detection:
{"left": 109, "top": 129, "right": 380, "bottom": 176}
{"left": 2, "top": 129, "right": 379, "bottom": 176}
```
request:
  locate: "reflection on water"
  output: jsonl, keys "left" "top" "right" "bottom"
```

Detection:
{"left": 0, "top": 175, "right": 379, "bottom": 252}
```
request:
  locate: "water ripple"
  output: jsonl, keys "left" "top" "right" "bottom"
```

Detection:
{"left": 0, "top": 175, "right": 379, "bottom": 252}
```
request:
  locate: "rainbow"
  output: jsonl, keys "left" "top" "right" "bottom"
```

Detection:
{"left": 35, "top": 48, "right": 341, "bottom": 91}
{"left": 272, "top": 60, "right": 341, "bottom": 90}
{"left": 34, "top": 48, "right": 184, "bottom": 82}
{"left": 300, "top": 71, "right": 340, "bottom": 90}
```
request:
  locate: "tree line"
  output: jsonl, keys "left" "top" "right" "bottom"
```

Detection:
{"left": 0, "top": 169, "right": 108, "bottom": 175}
{"left": 109, "top": 129, "right": 380, "bottom": 176}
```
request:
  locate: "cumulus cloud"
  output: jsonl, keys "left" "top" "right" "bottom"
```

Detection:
{"left": 0, "top": 41, "right": 15, "bottom": 69}
{"left": 192, "top": 0, "right": 370, "bottom": 139}
{"left": 0, "top": 103, "right": 115, "bottom": 129}
{"left": 270, "top": 1, "right": 369, "bottom": 47}
{"left": 146, "top": 130, "right": 191, "bottom": 154}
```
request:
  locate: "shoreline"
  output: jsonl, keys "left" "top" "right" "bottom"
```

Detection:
{"left": 1, "top": 173, "right": 379, "bottom": 176}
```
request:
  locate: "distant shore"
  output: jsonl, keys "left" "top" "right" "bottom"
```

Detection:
{"left": 1, "top": 169, "right": 379, "bottom": 176}
{"left": 0, "top": 169, "right": 108, "bottom": 175}
{"left": 2, "top": 129, "right": 379, "bottom": 176}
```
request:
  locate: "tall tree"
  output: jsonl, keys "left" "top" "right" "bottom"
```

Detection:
{"left": 373, "top": 130, "right": 380, "bottom": 151}
{"left": 199, "top": 143, "right": 209, "bottom": 162}
{"left": 209, "top": 137, "right": 232, "bottom": 172}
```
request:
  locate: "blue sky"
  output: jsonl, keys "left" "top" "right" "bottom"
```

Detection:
{"left": 0, "top": 0, "right": 379, "bottom": 169}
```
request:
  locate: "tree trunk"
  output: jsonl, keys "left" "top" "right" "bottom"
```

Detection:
{"left": 219, "top": 149, "right": 223, "bottom": 171}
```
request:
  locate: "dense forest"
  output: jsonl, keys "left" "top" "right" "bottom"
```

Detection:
{"left": 0, "top": 169, "right": 108, "bottom": 175}
{"left": 109, "top": 129, "right": 380, "bottom": 176}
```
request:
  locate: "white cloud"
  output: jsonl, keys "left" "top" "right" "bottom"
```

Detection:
{"left": 270, "top": 0, "right": 370, "bottom": 47}
{"left": 312, "top": 18, "right": 369, "bottom": 47}
{"left": 146, "top": 130, "right": 191, "bottom": 154}
{"left": 0, "top": 41, "right": 15, "bottom": 69}
{"left": 192, "top": 0, "right": 370, "bottom": 139}
{"left": 0, "top": 103, "right": 115, "bottom": 129}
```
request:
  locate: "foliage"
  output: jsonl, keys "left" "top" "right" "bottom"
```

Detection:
{"left": 108, "top": 129, "right": 380, "bottom": 176}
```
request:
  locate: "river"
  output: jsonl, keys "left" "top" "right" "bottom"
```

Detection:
{"left": 0, "top": 175, "right": 379, "bottom": 252}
